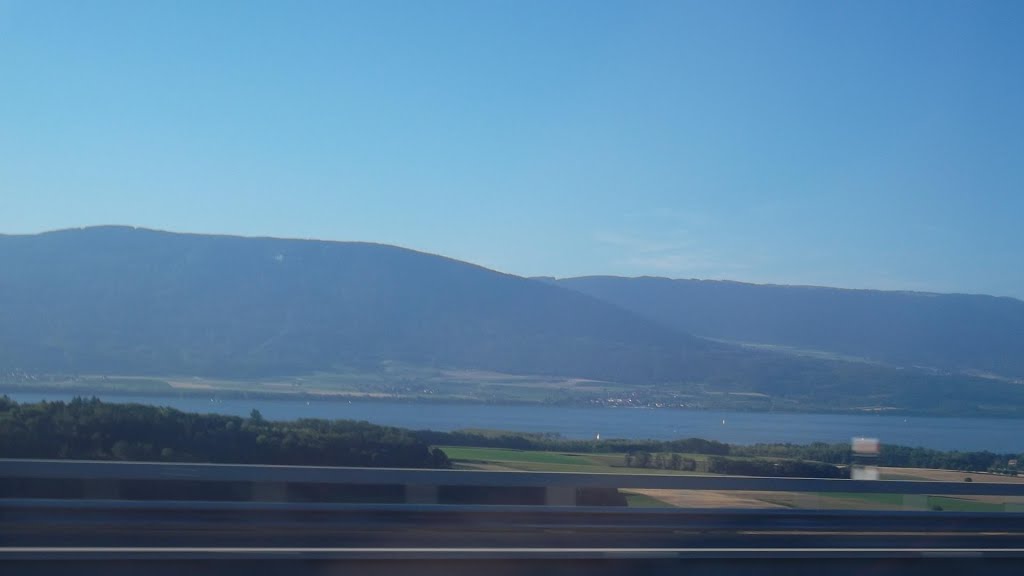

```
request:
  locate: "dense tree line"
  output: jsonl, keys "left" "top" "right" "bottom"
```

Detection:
{"left": 418, "top": 429, "right": 1019, "bottom": 475}
{"left": 705, "top": 456, "right": 847, "bottom": 478}
{"left": 623, "top": 451, "right": 698, "bottom": 471}
{"left": 411, "top": 429, "right": 731, "bottom": 456}
{"left": 733, "top": 442, "right": 1020, "bottom": 474}
{"left": 621, "top": 451, "right": 846, "bottom": 478}
{"left": 2, "top": 397, "right": 1017, "bottom": 476}
{"left": 0, "top": 397, "right": 449, "bottom": 468}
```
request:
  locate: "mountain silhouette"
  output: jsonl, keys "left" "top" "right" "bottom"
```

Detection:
{"left": 3, "top": 227, "right": 1024, "bottom": 415}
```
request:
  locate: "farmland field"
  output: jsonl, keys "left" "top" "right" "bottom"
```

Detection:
{"left": 439, "top": 446, "right": 1024, "bottom": 511}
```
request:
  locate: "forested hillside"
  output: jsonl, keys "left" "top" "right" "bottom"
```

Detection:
{"left": 0, "top": 396, "right": 449, "bottom": 468}
{"left": 0, "top": 227, "right": 717, "bottom": 383}
{"left": 555, "top": 276, "right": 1024, "bottom": 379}
{"left": 4, "top": 227, "right": 1024, "bottom": 415}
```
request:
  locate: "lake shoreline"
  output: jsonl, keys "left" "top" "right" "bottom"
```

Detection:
{"left": 3, "top": 384, "right": 1023, "bottom": 420}
{"left": 4, "top": 391, "right": 1024, "bottom": 453}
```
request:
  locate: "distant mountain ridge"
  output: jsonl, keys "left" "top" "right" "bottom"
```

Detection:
{"left": 3, "top": 226, "right": 1024, "bottom": 416}
{"left": 554, "top": 276, "right": 1024, "bottom": 380}
{"left": 0, "top": 227, "right": 723, "bottom": 382}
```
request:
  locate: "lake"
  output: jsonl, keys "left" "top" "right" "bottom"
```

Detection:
{"left": 5, "top": 392, "right": 1024, "bottom": 452}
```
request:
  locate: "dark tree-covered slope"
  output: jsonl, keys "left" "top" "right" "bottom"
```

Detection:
{"left": 4, "top": 227, "right": 1024, "bottom": 415}
{"left": 0, "top": 396, "right": 447, "bottom": 468}
{"left": 0, "top": 227, "right": 719, "bottom": 382}
{"left": 556, "top": 276, "right": 1024, "bottom": 379}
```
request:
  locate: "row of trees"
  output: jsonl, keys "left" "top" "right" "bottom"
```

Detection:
{"left": 0, "top": 397, "right": 449, "bottom": 468}
{"left": 415, "top": 429, "right": 1018, "bottom": 474}
{"left": 733, "top": 442, "right": 1020, "bottom": 474}
{"left": 622, "top": 451, "right": 847, "bottom": 478}
{"left": 411, "top": 428, "right": 731, "bottom": 456}
{"left": 705, "top": 456, "right": 847, "bottom": 478}
{"left": 623, "top": 451, "right": 698, "bottom": 471}
{"left": 2, "top": 397, "right": 1016, "bottom": 476}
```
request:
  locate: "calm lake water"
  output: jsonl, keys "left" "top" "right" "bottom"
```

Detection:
{"left": 6, "top": 392, "right": 1024, "bottom": 452}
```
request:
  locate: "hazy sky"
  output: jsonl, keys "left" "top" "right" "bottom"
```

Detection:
{"left": 3, "top": 1, "right": 1023, "bottom": 297}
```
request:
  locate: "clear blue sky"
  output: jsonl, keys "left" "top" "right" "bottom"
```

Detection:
{"left": 2, "top": 1, "right": 1023, "bottom": 297}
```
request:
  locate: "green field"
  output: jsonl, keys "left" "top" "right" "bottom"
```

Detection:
{"left": 822, "top": 492, "right": 1004, "bottom": 512}
{"left": 826, "top": 492, "right": 906, "bottom": 506}
{"left": 438, "top": 446, "right": 1018, "bottom": 512}
{"left": 623, "top": 492, "right": 672, "bottom": 508}
{"left": 439, "top": 446, "right": 698, "bottom": 507}
{"left": 438, "top": 446, "right": 711, "bottom": 475}
{"left": 927, "top": 496, "right": 1005, "bottom": 513}
{"left": 438, "top": 446, "right": 601, "bottom": 467}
